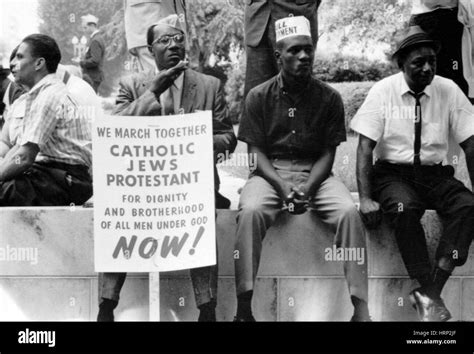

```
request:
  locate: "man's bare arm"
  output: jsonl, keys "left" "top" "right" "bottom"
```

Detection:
{"left": 249, "top": 144, "right": 295, "bottom": 202}
{"left": 460, "top": 135, "right": 474, "bottom": 188}
{"left": 0, "top": 143, "right": 38, "bottom": 182}
{"left": 356, "top": 134, "right": 381, "bottom": 228}
{"left": 0, "top": 119, "right": 13, "bottom": 158}
{"left": 294, "top": 146, "right": 335, "bottom": 198}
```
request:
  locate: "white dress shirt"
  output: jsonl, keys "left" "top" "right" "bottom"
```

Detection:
{"left": 351, "top": 72, "right": 474, "bottom": 165}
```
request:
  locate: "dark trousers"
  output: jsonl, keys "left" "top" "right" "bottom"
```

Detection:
{"left": 99, "top": 264, "right": 217, "bottom": 308}
{"left": 99, "top": 210, "right": 219, "bottom": 308}
{"left": 0, "top": 161, "right": 92, "bottom": 206}
{"left": 372, "top": 162, "right": 474, "bottom": 280}
{"left": 244, "top": 27, "right": 279, "bottom": 98}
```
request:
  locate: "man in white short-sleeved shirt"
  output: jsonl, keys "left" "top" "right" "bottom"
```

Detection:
{"left": 351, "top": 26, "right": 474, "bottom": 322}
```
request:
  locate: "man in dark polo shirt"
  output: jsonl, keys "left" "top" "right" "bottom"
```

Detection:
{"left": 234, "top": 16, "right": 370, "bottom": 322}
{"left": 244, "top": 0, "right": 322, "bottom": 97}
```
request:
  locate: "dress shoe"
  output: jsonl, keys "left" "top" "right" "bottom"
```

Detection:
{"left": 433, "top": 298, "right": 452, "bottom": 322}
{"left": 233, "top": 314, "right": 256, "bottom": 322}
{"left": 409, "top": 288, "right": 451, "bottom": 322}
{"left": 97, "top": 299, "right": 117, "bottom": 322}
{"left": 350, "top": 314, "right": 372, "bottom": 322}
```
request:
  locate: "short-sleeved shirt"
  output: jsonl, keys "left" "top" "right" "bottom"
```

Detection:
{"left": 238, "top": 74, "right": 346, "bottom": 160}
{"left": 351, "top": 72, "right": 474, "bottom": 165}
{"left": 4, "top": 92, "right": 27, "bottom": 146}
{"left": 19, "top": 74, "right": 92, "bottom": 167}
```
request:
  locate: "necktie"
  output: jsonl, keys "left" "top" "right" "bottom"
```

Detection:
{"left": 162, "top": 87, "right": 174, "bottom": 115}
{"left": 409, "top": 92, "right": 425, "bottom": 166}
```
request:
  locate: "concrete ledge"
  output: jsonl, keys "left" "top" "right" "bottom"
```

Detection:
{"left": 1, "top": 207, "right": 473, "bottom": 321}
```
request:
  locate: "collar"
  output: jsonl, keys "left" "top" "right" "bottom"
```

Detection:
{"left": 91, "top": 30, "right": 100, "bottom": 38}
{"left": 27, "top": 74, "right": 58, "bottom": 96}
{"left": 277, "top": 72, "right": 311, "bottom": 94}
{"left": 398, "top": 71, "right": 433, "bottom": 98}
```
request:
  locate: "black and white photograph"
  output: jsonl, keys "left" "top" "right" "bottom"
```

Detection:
{"left": 1, "top": 0, "right": 474, "bottom": 352}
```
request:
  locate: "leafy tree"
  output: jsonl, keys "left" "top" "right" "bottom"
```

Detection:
{"left": 320, "top": 0, "right": 411, "bottom": 58}
{"left": 37, "top": 0, "right": 123, "bottom": 62}
{"left": 37, "top": 0, "right": 126, "bottom": 95}
{"left": 187, "top": 0, "right": 244, "bottom": 71}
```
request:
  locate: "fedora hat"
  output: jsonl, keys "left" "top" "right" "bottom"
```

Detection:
{"left": 392, "top": 25, "right": 441, "bottom": 60}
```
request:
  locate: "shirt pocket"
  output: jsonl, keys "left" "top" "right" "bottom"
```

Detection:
{"left": 422, "top": 121, "right": 446, "bottom": 147}
{"left": 384, "top": 111, "right": 414, "bottom": 149}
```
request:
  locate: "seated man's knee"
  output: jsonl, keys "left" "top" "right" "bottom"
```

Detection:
{"left": 337, "top": 202, "right": 360, "bottom": 220}
{"left": 384, "top": 205, "right": 424, "bottom": 229}
{"left": 237, "top": 202, "right": 266, "bottom": 222}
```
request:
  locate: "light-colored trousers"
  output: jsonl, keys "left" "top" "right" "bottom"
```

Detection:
{"left": 234, "top": 159, "right": 369, "bottom": 302}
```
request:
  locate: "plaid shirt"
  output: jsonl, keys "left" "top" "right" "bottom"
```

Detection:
{"left": 20, "top": 74, "right": 92, "bottom": 167}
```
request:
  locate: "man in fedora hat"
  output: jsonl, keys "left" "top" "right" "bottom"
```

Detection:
{"left": 235, "top": 15, "right": 370, "bottom": 322}
{"left": 75, "top": 14, "right": 105, "bottom": 93}
{"left": 97, "top": 14, "right": 236, "bottom": 322}
{"left": 352, "top": 25, "right": 474, "bottom": 321}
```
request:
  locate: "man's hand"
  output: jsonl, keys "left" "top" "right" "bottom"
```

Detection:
{"left": 293, "top": 183, "right": 310, "bottom": 200}
{"left": 359, "top": 197, "right": 382, "bottom": 229}
{"left": 149, "top": 60, "right": 188, "bottom": 97}
{"left": 279, "top": 182, "right": 308, "bottom": 215}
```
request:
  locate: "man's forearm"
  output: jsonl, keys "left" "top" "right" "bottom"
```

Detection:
{"left": 356, "top": 136, "right": 377, "bottom": 201}
{"left": 460, "top": 136, "right": 474, "bottom": 187}
{"left": 214, "top": 132, "right": 237, "bottom": 157}
{"left": 250, "top": 145, "right": 286, "bottom": 196}
{"left": 304, "top": 147, "right": 335, "bottom": 196}
{"left": 0, "top": 140, "right": 11, "bottom": 158}
{"left": 0, "top": 144, "right": 37, "bottom": 182}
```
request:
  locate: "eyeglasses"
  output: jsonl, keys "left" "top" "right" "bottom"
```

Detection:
{"left": 151, "top": 33, "right": 185, "bottom": 46}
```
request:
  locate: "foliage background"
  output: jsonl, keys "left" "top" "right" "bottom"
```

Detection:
{"left": 36, "top": 0, "right": 411, "bottom": 118}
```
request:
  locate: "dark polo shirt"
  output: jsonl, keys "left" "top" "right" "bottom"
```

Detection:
{"left": 238, "top": 74, "right": 346, "bottom": 160}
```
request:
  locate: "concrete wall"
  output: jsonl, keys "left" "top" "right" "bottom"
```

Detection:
{"left": 0, "top": 207, "right": 473, "bottom": 321}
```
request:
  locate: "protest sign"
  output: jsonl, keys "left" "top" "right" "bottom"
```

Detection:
{"left": 92, "top": 112, "right": 216, "bottom": 272}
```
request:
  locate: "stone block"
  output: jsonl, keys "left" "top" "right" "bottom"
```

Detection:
{"left": 0, "top": 208, "right": 94, "bottom": 276}
{"left": 0, "top": 277, "right": 91, "bottom": 321}
{"left": 214, "top": 210, "right": 344, "bottom": 277}
{"left": 278, "top": 278, "right": 353, "bottom": 321}
{"left": 157, "top": 277, "right": 277, "bottom": 322}
{"left": 461, "top": 279, "right": 474, "bottom": 321}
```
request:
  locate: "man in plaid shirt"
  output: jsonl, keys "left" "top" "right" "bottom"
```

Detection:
{"left": 0, "top": 34, "right": 92, "bottom": 206}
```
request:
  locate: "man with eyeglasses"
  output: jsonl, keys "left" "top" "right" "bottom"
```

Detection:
{"left": 124, "top": 0, "right": 186, "bottom": 73}
{"left": 97, "top": 14, "right": 236, "bottom": 322}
